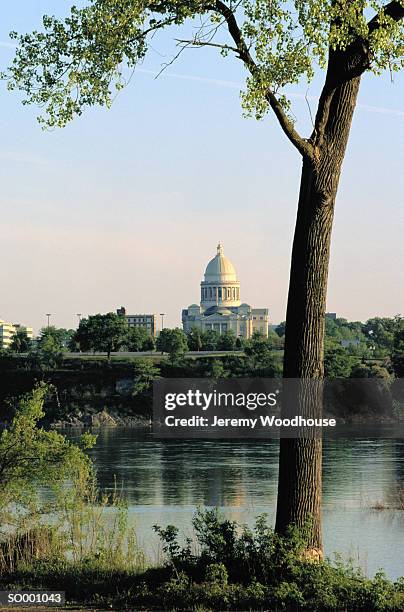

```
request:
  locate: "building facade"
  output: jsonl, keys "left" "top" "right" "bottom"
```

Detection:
{"left": 182, "top": 243, "right": 269, "bottom": 339}
{"left": 0, "top": 319, "right": 34, "bottom": 349}
{"left": 117, "top": 307, "right": 157, "bottom": 337}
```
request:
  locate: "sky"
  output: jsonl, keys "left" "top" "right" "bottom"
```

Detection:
{"left": 0, "top": 2, "right": 403, "bottom": 333}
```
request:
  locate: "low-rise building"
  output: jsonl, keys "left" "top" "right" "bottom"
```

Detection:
{"left": 116, "top": 307, "right": 157, "bottom": 337}
{"left": 0, "top": 320, "right": 15, "bottom": 349}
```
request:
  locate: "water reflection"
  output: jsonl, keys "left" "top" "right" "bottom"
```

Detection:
{"left": 64, "top": 429, "right": 404, "bottom": 578}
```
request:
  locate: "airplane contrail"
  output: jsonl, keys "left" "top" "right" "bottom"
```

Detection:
{"left": 137, "top": 68, "right": 404, "bottom": 118}
{"left": 1, "top": 45, "right": 402, "bottom": 118}
{"left": 0, "top": 40, "right": 17, "bottom": 49}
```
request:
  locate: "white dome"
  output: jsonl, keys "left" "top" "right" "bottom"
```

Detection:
{"left": 204, "top": 243, "right": 237, "bottom": 283}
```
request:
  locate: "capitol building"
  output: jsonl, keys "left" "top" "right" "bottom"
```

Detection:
{"left": 182, "top": 243, "right": 269, "bottom": 339}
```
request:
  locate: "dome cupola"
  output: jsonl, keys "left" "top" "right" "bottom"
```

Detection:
{"left": 200, "top": 243, "right": 241, "bottom": 309}
{"left": 204, "top": 242, "right": 237, "bottom": 283}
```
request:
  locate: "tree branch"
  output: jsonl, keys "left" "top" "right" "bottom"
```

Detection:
{"left": 368, "top": 0, "right": 404, "bottom": 32}
{"left": 213, "top": 0, "right": 255, "bottom": 66}
{"left": 312, "top": 0, "right": 404, "bottom": 147}
{"left": 265, "top": 90, "right": 314, "bottom": 158}
{"left": 175, "top": 38, "right": 239, "bottom": 54}
{"left": 213, "top": 0, "right": 313, "bottom": 158}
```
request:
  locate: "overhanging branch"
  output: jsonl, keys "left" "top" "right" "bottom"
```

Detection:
{"left": 213, "top": 0, "right": 313, "bottom": 158}
{"left": 368, "top": 0, "right": 404, "bottom": 31}
{"left": 265, "top": 90, "right": 314, "bottom": 158}
{"left": 175, "top": 38, "right": 239, "bottom": 54}
{"left": 312, "top": 0, "right": 404, "bottom": 147}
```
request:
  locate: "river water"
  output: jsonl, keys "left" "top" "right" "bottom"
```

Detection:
{"left": 65, "top": 429, "right": 404, "bottom": 579}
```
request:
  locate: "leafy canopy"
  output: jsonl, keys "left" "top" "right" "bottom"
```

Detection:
{"left": 9, "top": 328, "right": 32, "bottom": 354}
{"left": 6, "top": 0, "right": 404, "bottom": 128}
{"left": 74, "top": 312, "right": 129, "bottom": 355}
{"left": 37, "top": 326, "right": 74, "bottom": 352}
{"left": 0, "top": 384, "right": 96, "bottom": 515}
{"left": 156, "top": 327, "right": 188, "bottom": 362}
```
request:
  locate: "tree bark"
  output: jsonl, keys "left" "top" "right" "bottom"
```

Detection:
{"left": 275, "top": 58, "right": 363, "bottom": 551}
{"left": 213, "top": 0, "right": 403, "bottom": 557}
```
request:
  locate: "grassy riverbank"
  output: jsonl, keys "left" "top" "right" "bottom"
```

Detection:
{"left": 2, "top": 511, "right": 404, "bottom": 611}
{"left": 1, "top": 388, "right": 403, "bottom": 611}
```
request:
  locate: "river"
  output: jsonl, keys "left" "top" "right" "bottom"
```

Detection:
{"left": 64, "top": 428, "right": 404, "bottom": 579}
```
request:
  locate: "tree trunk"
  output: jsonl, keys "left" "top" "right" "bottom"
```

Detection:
{"left": 275, "top": 65, "right": 362, "bottom": 552}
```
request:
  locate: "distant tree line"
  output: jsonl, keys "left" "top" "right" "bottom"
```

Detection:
{"left": 2, "top": 314, "right": 403, "bottom": 379}
{"left": 323, "top": 316, "right": 404, "bottom": 379}
{"left": 4, "top": 315, "right": 156, "bottom": 365}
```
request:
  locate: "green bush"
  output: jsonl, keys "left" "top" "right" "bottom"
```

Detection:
{"left": 151, "top": 509, "right": 404, "bottom": 612}
{"left": 3, "top": 509, "right": 404, "bottom": 610}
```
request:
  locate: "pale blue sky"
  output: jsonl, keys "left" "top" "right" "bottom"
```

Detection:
{"left": 0, "top": 2, "right": 403, "bottom": 332}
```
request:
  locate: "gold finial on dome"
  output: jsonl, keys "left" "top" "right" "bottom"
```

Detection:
{"left": 217, "top": 242, "right": 224, "bottom": 255}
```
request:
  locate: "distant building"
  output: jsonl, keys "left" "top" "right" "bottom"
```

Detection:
{"left": 0, "top": 320, "right": 15, "bottom": 349}
{"left": 117, "top": 307, "right": 157, "bottom": 337}
{"left": 325, "top": 312, "right": 337, "bottom": 320}
{"left": 0, "top": 319, "right": 34, "bottom": 349}
{"left": 182, "top": 243, "right": 269, "bottom": 339}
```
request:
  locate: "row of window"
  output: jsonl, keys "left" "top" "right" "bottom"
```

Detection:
{"left": 128, "top": 322, "right": 152, "bottom": 328}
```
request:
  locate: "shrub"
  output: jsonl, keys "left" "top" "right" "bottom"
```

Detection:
{"left": 152, "top": 509, "right": 404, "bottom": 612}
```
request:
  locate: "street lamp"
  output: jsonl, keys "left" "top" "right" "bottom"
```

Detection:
{"left": 160, "top": 313, "right": 165, "bottom": 330}
{"left": 76, "top": 313, "right": 82, "bottom": 326}
{"left": 45, "top": 313, "right": 52, "bottom": 328}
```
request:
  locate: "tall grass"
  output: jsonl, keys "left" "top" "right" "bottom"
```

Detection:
{"left": 0, "top": 527, "right": 61, "bottom": 573}
{"left": 0, "top": 475, "right": 146, "bottom": 575}
{"left": 58, "top": 474, "right": 146, "bottom": 572}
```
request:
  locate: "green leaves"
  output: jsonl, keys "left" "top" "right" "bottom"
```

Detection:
{"left": 156, "top": 328, "right": 188, "bottom": 363}
{"left": 4, "top": 0, "right": 404, "bottom": 127}
{"left": 74, "top": 312, "right": 129, "bottom": 357}
{"left": 7, "top": 0, "right": 152, "bottom": 127}
{"left": 0, "top": 384, "right": 96, "bottom": 516}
